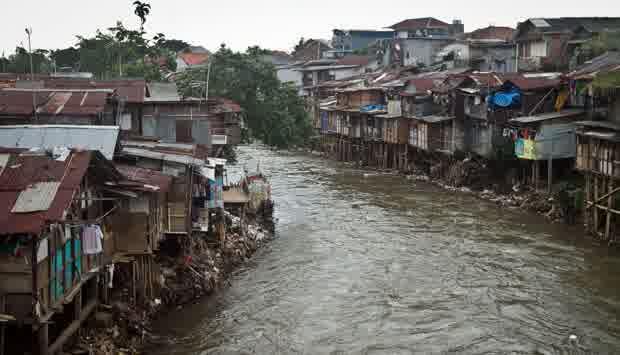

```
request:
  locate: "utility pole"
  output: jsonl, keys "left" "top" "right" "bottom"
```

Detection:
{"left": 205, "top": 59, "right": 212, "bottom": 102}
{"left": 25, "top": 27, "right": 37, "bottom": 120}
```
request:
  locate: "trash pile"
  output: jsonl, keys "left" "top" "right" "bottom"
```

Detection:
{"left": 438, "top": 157, "right": 492, "bottom": 191}
{"left": 158, "top": 212, "right": 271, "bottom": 307}
{"left": 76, "top": 301, "right": 156, "bottom": 355}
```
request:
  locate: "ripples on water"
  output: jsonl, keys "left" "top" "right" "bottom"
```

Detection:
{"left": 149, "top": 145, "right": 620, "bottom": 355}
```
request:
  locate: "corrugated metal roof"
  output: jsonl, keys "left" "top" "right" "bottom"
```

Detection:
{"left": 575, "top": 120, "right": 620, "bottom": 131}
{"left": 505, "top": 77, "right": 561, "bottom": 91}
{"left": 0, "top": 150, "right": 93, "bottom": 235}
{"left": 44, "top": 79, "right": 145, "bottom": 103}
{"left": 0, "top": 125, "right": 119, "bottom": 159}
{"left": 415, "top": 115, "right": 454, "bottom": 123}
{"left": 115, "top": 164, "right": 173, "bottom": 193}
{"left": 568, "top": 51, "right": 620, "bottom": 79}
{"left": 0, "top": 89, "right": 111, "bottom": 116}
{"left": 510, "top": 109, "right": 585, "bottom": 124}
{"left": 11, "top": 181, "right": 61, "bottom": 213}
{"left": 122, "top": 147, "right": 205, "bottom": 166}
{"left": 0, "top": 90, "right": 51, "bottom": 116}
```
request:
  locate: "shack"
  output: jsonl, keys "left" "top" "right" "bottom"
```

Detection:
{"left": 510, "top": 109, "right": 585, "bottom": 189}
{"left": 570, "top": 52, "right": 620, "bottom": 242}
{"left": 118, "top": 140, "right": 211, "bottom": 235}
{"left": 0, "top": 148, "right": 121, "bottom": 355}
{"left": 402, "top": 78, "right": 454, "bottom": 153}
{"left": 142, "top": 83, "right": 211, "bottom": 147}
{"left": 44, "top": 79, "right": 145, "bottom": 137}
{"left": 0, "top": 88, "right": 118, "bottom": 126}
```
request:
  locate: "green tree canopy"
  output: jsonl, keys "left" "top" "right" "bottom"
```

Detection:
{"left": 176, "top": 45, "right": 312, "bottom": 148}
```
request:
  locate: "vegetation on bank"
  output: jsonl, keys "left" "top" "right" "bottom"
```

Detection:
{"left": 0, "top": 2, "right": 313, "bottom": 149}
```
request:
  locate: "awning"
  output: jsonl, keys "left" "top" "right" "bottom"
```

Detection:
{"left": 510, "top": 109, "right": 585, "bottom": 124}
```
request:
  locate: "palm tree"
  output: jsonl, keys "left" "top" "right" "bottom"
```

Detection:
{"left": 133, "top": 1, "right": 151, "bottom": 31}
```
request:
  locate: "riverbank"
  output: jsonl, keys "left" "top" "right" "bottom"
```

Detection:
{"left": 306, "top": 148, "right": 579, "bottom": 226}
{"left": 74, "top": 206, "right": 274, "bottom": 355}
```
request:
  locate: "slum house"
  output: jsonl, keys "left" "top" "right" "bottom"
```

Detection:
{"left": 326, "top": 87, "right": 386, "bottom": 166}
{"left": 0, "top": 148, "right": 122, "bottom": 355}
{"left": 401, "top": 77, "right": 454, "bottom": 155}
{"left": 103, "top": 164, "right": 173, "bottom": 303}
{"left": 504, "top": 75, "right": 584, "bottom": 189}
{"left": 292, "top": 39, "right": 333, "bottom": 62}
{"left": 570, "top": 51, "right": 620, "bottom": 242}
{"left": 515, "top": 17, "right": 620, "bottom": 72}
{"left": 208, "top": 97, "right": 243, "bottom": 148}
{"left": 377, "top": 83, "right": 410, "bottom": 170}
{"left": 455, "top": 73, "right": 513, "bottom": 158}
{"left": 568, "top": 21, "right": 620, "bottom": 69}
{"left": 330, "top": 29, "right": 394, "bottom": 58}
{"left": 297, "top": 60, "right": 361, "bottom": 96}
{"left": 379, "top": 17, "right": 463, "bottom": 68}
{"left": 117, "top": 140, "right": 211, "bottom": 236}
{"left": 309, "top": 75, "right": 371, "bottom": 131}
{"left": 44, "top": 79, "right": 146, "bottom": 137}
{"left": 0, "top": 88, "right": 117, "bottom": 126}
{"left": 142, "top": 83, "right": 243, "bottom": 156}
{"left": 435, "top": 40, "right": 517, "bottom": 73}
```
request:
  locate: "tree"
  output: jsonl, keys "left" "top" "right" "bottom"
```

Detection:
{"left": 293, "top": 37, "right": 305, "bottom": 53}
{"left": 50, "top": 47, "right": 80, "bottom": 70}
{"left": 133, "top": 1, "right": 151, "bottom": 31}
{"left": 176, "top": 45, "right": 312, "bottom": 148}
{"left": 578, "top": 32, "right": 620, "bottom": 62}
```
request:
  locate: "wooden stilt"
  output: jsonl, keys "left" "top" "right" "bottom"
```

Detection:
{"left": 606, "top": 178, "right": 613, "bottom": 241}
{"left": 585, "top": 172, "right": 591, "bottom": 234}
{"left": 595, "top": 175, "right": 600, "bottom": 237}
{"left": 38, "top": 323, "right": 49, "bottom": 355}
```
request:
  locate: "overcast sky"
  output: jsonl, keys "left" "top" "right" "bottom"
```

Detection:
{"left": 1, "top": 0, "right": 618, "bottom": 56}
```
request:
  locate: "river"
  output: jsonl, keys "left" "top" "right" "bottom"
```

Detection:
{"left": 148, "top": 145, "right": 620, "bottom": 354}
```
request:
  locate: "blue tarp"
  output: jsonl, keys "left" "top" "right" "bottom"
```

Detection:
{"left": 360, "top": 104, "right": 386, "bottom": 113}
{"left": 489, "top": 86, "right": 521, "bottom": 108}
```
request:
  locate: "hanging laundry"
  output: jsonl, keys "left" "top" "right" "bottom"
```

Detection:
{"left": 555, "top": 90, "right": 569, "bottom": 111}
{"left": 107, "top": 264, "right": 115, "bottom": 288}
{"left": 82, "top": 225, "right": 103, "bottom": 255}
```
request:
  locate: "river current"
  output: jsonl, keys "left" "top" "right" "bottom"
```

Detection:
{"left": 149, "top": 145, "right": 620, "bottom": 355}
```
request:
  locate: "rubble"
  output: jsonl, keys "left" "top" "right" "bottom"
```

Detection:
{"left": 73, "top": 210, "right": 273, "bottom": 355}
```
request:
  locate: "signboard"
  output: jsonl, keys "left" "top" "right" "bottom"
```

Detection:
{"left": 515, "top": 139, "right": 537, "bottom": 160}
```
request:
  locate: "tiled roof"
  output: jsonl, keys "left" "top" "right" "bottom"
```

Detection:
{"left": 523, "top": 17, "right": 620, "bottom": 34}
{"left": 336, "top": 55, "right": 373, "bottom": 67}
{"left": 468, "top": 26, "right": 515, "bottom": 41}
{"left": 389, "top": 18, "right": 450, "bottom": 31}
{"left": 178, "top": 52, "right": 210, "bottom": 66}
{"left": 0, "top": 149, "right": 92, "bottom": 235}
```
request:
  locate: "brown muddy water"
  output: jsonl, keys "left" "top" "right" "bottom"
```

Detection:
{"left": 148, "top": 145, "right": 620, "bottom": 355}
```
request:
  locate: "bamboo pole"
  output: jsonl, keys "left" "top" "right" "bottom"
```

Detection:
{"left": 594, "top": 176, "right": 600, "bottom": 235}
{"left": 606, "top": 178, "right": 613, "bottom": 241}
